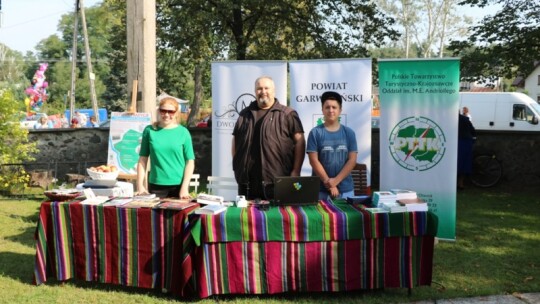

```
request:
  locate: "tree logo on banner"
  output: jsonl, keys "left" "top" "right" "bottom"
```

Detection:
{"left": 388, "top": 116, "right": 446, "bottom": 171}
{"left": 215, "top": 93, "right": 255, "bottom": 119}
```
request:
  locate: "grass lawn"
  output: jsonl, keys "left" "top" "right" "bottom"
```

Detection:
{"left": 0, "top": 186, "right": 539, "bottom": 303}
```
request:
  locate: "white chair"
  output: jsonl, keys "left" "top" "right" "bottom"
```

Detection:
{"left": 206, "top": 176, "right": 237, "bottom": 195}
{"left": 189, "top": 173, "right": 200, "bottom": 193}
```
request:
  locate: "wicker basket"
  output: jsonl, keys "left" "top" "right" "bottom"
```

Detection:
{"left": 44, "top": 190, "right": 81, "bottom": 201}
{"left": 87, "top": 168, "right": 119, "bottom": 180}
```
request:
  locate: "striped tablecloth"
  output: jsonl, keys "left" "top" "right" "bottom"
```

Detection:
{"left": 33, "top": 201, "right": 198, "bottom": 297}
{"left": 193, "top": 200, "right": 438, "bottom": 298}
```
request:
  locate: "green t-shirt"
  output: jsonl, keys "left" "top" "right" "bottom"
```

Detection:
{"left": 139, "top": 125, "right": 195, "bottom": 185}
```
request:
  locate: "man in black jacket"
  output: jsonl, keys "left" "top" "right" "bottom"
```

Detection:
{"left": 457, "top": 113, "right": 476, "bottom": 189}
{"left": 232, "top": 76, "right": 305, "bottom": 199}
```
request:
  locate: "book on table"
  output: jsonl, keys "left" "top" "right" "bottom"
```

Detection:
{"left": 156, "top": 198, "right": 198, "bottom": 210}
{"left": 80, "top": 196, "right": 110, "bottom": 205}
{"left": 79, "top": 188, "right": 110, "bottom": 205}
{"left": 372, "top": 191, "right": 397, "bottom": 207}
{"left": 132, "top": 193, "right": 157, "bottom": 200}
{"left": 364, "top": 207, "right": 389, "bottom": 214}
{"left": 346, "top": 195, "right": 372, "bottom": 205}
{"left": 195, "top": 204, "right": 227, "bottom": 215}
{"left": 196, "top": 193, "right": 224, "bottom": 205}
{"left": 121, "top": 198, "right": 161, "bottom": 208}
{"left": 397, "top": 197, "right": 428, "bottom": 212}
{"left": 389, "top": 189, "right": 417, "bottom": 200}
{"left": 102, "top": 197, "right": 133, "bottom": 207}
{"left": 380, "top": 201, "right": 408, "bottom": 213}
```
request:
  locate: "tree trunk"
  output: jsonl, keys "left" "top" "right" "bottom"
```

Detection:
{"left": 187, "top": 63, "right": 203, "bottom": 127}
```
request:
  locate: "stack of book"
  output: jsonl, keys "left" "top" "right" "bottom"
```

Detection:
{"left": 380, "top": 201, "right": 408, "bottom": 213}
{"left": 196, "top": 194, "right": 224, "bottom": 205}
{"left": 195, "top": 204, "right": 227, "bottom": 215}
{"left": 390, "top": 189, "right": 417, "bottom": 200}
{"left": 397, "top": 197, "right": 428, "bottom": 212}
{"left": 372, "top": 191, "right": 397, "bottom": 208}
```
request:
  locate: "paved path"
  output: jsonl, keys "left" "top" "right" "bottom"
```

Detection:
{"left": 405, "top": 292, "right": 540, "bottom": 303}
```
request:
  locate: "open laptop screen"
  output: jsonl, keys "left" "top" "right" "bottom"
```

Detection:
{"left": 273, "top": 176, "right": 320, "bottom": 205}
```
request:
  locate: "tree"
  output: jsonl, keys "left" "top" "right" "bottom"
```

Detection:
{"left": 33, "top": 2, "right": 121, "bottom": 112}
{"left": 376, "top": 0, "right": 420, "bottom": 58}
{"left": 95, "top": 0, "right": 128, "bottom": 112}
{"left": 0, "top": 45, "right": 30, "bottom": 105}
{"left": 0, "top": 90, "right": 38, "bottom": 192}
{"left": 449, "top": 0, "right": 540, "bottom": 79}
{"left": 157, "top": 0, "right": 399, "bottom": 125}
{"left": 376, "top": 0, "right": 471, "bottom": 58}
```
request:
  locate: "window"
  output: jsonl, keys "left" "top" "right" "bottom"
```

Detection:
{"left": 538, "top": 75, "right": 540, "bottom": 85}
{"left": 512, "top": 105, "right": 526, "bottom": 121}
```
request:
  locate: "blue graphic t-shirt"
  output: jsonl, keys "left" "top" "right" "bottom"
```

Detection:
{"left": 306, "top": 124, "right": 358, "bottom": 192}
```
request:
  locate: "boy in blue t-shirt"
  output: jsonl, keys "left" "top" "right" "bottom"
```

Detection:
{"left": 306, "top": 91, "right": 358, "bottom": 201}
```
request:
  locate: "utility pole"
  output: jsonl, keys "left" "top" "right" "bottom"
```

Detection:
{"left": 69, "top": 0, "right": 100, "bottom": 124}
{"left": 68, "top": 1, "right": 79, "bottom": 124}
{"left": 126, "top": 0, "right": 156, "bottom": 119}
{"left": 79, "top": 0, "right": 99, "bottom": 123}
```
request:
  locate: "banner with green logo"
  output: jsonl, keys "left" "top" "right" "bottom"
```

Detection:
{"left": 378, "top": 59, "right": 460, "bottom": 240}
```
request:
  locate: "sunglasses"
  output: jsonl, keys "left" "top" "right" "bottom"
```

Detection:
{"left": 159, "top": 108, "right": 177, "bottom": 115}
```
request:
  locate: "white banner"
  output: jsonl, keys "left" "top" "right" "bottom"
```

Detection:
{"left": 210, "top": 61, "right": 288, "bottom": 200}
{"left": 289, "top": 59, "right": 372, "bottom": 188}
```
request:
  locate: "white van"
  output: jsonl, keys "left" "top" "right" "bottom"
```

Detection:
{"left": 459, "top": 92, "right": 540, "bottom": 131}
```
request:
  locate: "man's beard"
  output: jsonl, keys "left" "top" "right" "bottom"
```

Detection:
{"left": 257, "top": 97, "right": 271, "bottom": 107}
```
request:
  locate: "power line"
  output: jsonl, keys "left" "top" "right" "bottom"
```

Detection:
{"left": 0, "top": 9, "right": 70, "bottom": 30}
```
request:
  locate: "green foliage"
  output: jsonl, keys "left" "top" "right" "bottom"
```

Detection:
{"left": 0, "top": 90, "right": 38, "bottom": 191}
{"left": 158, "top": 0, "right": 399, "bottom": 61}
{"left": 0, "top": 45, "right": 30, "bottom": 104}
{"left": 34, "top": 2, "right": 123, "bottom": 113}
{"left": 156, "top": 0, "right": 399, "bottom": 125}
{"left": 98, "top": 0, "right": 129, "bottom": 113}
{"left": 449, "top": 0, "right": 540, "bottom": 78}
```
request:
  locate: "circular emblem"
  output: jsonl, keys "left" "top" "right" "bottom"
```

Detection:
{"left": 388, "top": 116, "right": 446, "bottom": 171}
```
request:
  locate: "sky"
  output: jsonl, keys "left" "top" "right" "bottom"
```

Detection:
{"left": 0, "top": 0, "right": 102, "bottom": 53}
{"left": 0, "top": 0, "right": 501, "bottom": 54}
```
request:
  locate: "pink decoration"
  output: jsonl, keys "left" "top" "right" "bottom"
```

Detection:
{"left": 24, "top": 63, "right": 49, "bottom": 111}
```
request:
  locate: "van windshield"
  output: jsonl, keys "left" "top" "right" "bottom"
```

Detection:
{"left": 530, "top": 102, "right": 540, "bottom": 116}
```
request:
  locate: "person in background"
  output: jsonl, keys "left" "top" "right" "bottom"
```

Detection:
{"left": 307, "top": 91, "right": 358, "bottom": 201}
{"left": 136, "top": 97, "right": 195, "bottom": 199}
{"left": 457, "top": 111, "right": 476, "bottom": 190}
{"left": 232, "top": 76, "right": 305, "bottom": 200}
{"left": 90, "top": 116, "right": 99, "bottom": 127}
{"left": 59, "top": 113, "right": 69, "bottom": 128}
{"left": 462, "top": 106, "right": 472, "bottom": 122}
{"left": 70, "top": 117, "right": 80, "bottom": 128}
{"left": 74, "top": 111, "right": 87, "bottom": 127}
{"left": 34, "top": 115, "right": 53, "bottom": 129}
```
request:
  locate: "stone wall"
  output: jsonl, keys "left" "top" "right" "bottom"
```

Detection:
{"left": 25, "top": 128, "right": 540, "bottom": 188}
{"left": 472, "top": 130, "right": 540, "bottom": 186}
{"left": 371, "top": 129, "right": 540, "bottom": 188}
{"left": 25, "top": 127, "right": 213, "bottom": 185}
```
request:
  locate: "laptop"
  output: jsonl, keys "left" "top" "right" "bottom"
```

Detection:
{"left": 273, "top": 176, "right": 320, "bottom": 206}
